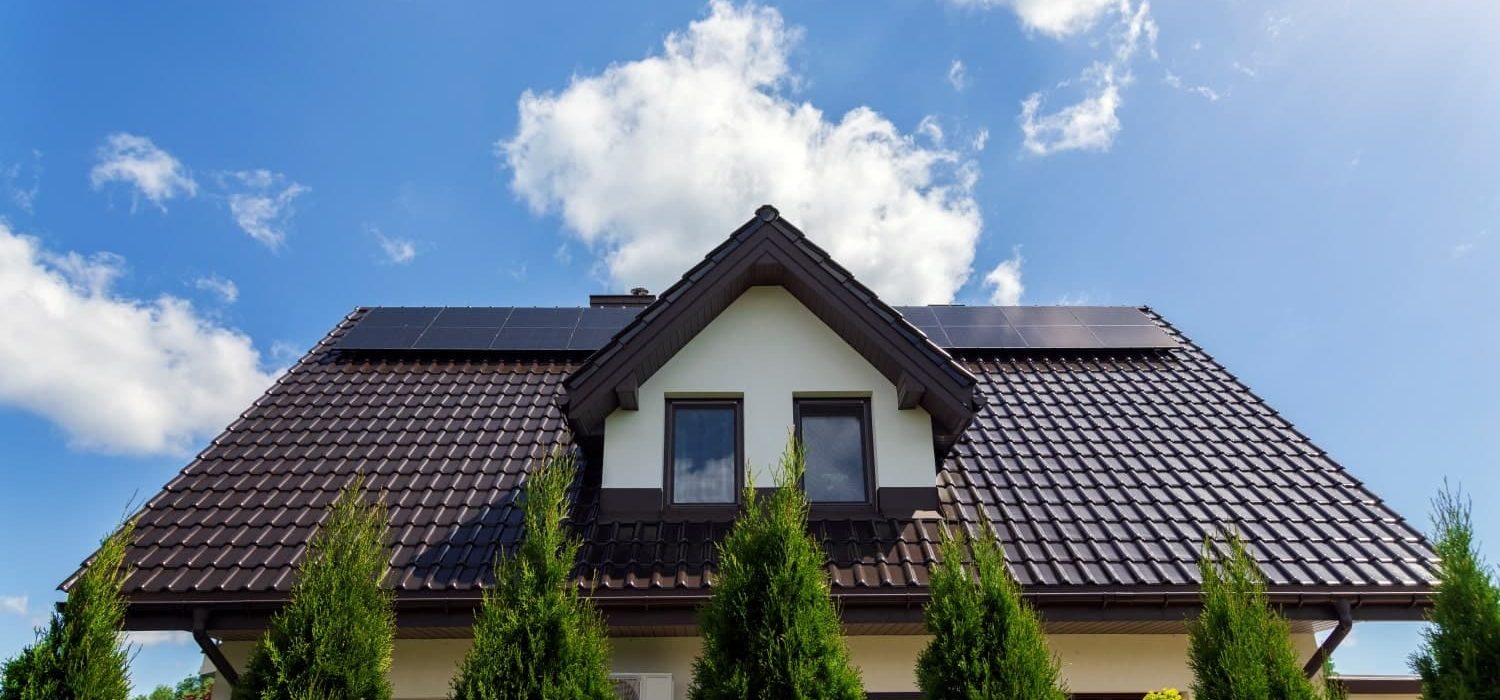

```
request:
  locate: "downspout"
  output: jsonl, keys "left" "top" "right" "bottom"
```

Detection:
{"left": 192, "top": 608, "right": 239, "bottom": 687}
{"left": 1302, "top": 600, "right": 1353, "bottom": 678}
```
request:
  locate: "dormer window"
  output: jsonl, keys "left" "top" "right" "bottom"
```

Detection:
{"left": 666, "top": 399, "right": 742, "bottom": 505}
{"left": 795, "top": 399, "right": 873, "bottom": 505}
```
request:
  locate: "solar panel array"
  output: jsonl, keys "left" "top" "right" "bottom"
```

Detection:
{"left": 335, "top": 307, "right": 639, "bottom": 351}
{"left": 334, "top": 305, "right": 1175, "bottom": 352}
{"left": 893, "top": 305, "right": 1177, "bottom": 350}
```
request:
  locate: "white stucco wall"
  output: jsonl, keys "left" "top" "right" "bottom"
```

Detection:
{"left": 205, "top": 633, "right": 1320, "bottom": 699}
{"left": 602, "top": 285, "right": 936, "bottom": 492}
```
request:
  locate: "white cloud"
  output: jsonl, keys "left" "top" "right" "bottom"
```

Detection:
{"left": 950, "top": 0, "right": 1117, "bottom": 38}
{"left": 1164, "top": 69, "right": 1222, "bottom": 102}
{"left": 0, "top": 222, "right": 278, "bottom": 455}
{"left": 221, "top": 170, "right": 308, "bottom": 249}
{"left": 1232, "top": 61, "right": 1259, "bottom": 78}
{"left": 191, "top": 274, "right": 239, "bottom": 304}
{"left": 971, "top": 128, "right": 990, "bottom": 152}
{"left": 984, "top": 248, "right": 1024, "bottom": 305}
{"left": 2, "top": 151, "right": 42, "bottom": 213}
{"left": 90, "top": 134, "right": 198, "bottom": 212}
{"left": 1018, "top": 0, "right": 1157, "bottom": 156}
{"left": 122, "top": 631, "right": 193, "bottom": 647}
{"left": 501, "top": 0, "right": 982, "bottom": 304}
{"left": 0, "top": 595, "right": 27, "bottom": 617}
{"left": 371, "top": 227, "right": 417, "bottom": 264}
{"left": 916, "top": 115, "right": 946, "bottom": 145}
{"left": 948, "top": 59, "right": 968, "bottom": 91}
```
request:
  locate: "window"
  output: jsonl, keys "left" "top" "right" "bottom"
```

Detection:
{"left": 795, "top": 399, "right": 872, "bottom": 504}
{"left": 666, "top": 400, "right": 741, "bottom": 505}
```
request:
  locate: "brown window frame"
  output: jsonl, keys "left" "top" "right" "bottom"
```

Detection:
{"left": 793, "top": 398, "right": 875, "bottom": 507}
{"left": 664, "top": 398, "right": 745, "bottom": 509}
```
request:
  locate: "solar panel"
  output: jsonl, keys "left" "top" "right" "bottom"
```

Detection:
{"left": 568, "top": 326, "right": 620, "bottom": 350}
{"left": 1090, "top": 324, "right": 1178, "bottom": 348}
{"left": 359, "top": 307, "right": 440, "bottom": 327}
{"left": 432, "top": 307, "right": 511, "bottom": 328}
{"left": 412, "top": 326, "right": 502, "bottom": 350}
{"left": 506, "top": 307, "right": 582, "bottom": 328}
{"left": 1001, "top": 307, "right": 1081, "bottom": 326}
{"left": 337, "top": 325, "right": 427, "bottom": 349}
{"left": 1017, "top": 325, "right": 1104, "bottom": 349}
{"left": 334, "top": 304, "right": 1175, "bottom": 352}
{"left": 578, "top": 307, "right": 640, "bottom": 328}
{"left": 492, "top": 326, "right": 574, "bottom": 350}
{"left": 1068, "top": 306, "right": 1152, "bottom": 326}
{"left": 943, "top": 325, "right": 1025, "bottom": 348}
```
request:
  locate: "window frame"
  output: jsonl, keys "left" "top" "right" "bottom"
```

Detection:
{"left": 663, "top": 398, "right": 745, "bottom": 509}
{"left": 793, "top": 398, "right": 876, "bottom": 507}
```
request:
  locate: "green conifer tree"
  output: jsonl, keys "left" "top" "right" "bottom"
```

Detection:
{"left": 916, "top": 525, "right": 1066, "bottom": 699}
{"left": 236, "top": 475, "right": 395, "bottom": 699}
{"left": 1189, "top": 530, "right": 1331, "bottom": 700}
{"left": 1409, "top": 486, "right": 1500, "bottom": 699}
{"left": 449, "top": 450, "right": 614, "bottom": 700}
{"left": 0, "top": 520, "right": 135, "bottom": 700}
{"left": 687, "top": 439, "right": 864, "bottom": 700}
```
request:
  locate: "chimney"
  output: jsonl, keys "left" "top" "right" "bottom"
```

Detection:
{"left": 589, "top": 288, "right": 656, "bottom": 308}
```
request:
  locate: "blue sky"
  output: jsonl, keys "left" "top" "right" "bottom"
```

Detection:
{"left": 2, "top": 0, "right": 1497, "bottom": 692}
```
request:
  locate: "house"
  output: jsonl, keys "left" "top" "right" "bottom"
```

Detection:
{"left": 86, "top": 207, "right": 1436, "bottom": 699}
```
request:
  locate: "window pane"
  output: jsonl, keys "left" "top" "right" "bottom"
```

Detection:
{"left": 802, "top": 409, "right": 867, "bottom": 503}
{"left": 671, "top": 405, "right": 736, "bottom": 504}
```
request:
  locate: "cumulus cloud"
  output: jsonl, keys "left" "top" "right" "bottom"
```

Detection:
{"left": 501, "top": 0, "right": 982, "bottom": 304}
{"left": 90, "top": 134, "right": 198, "bottom": 211}
{"left": 1018, "top": 0, "right": 1157, "bottom": 156}
{"left": 0, "top": 595, "right": 26, "bottom": 617}
{"left": 984, "top": 247, "right": 1024, "bottom": 305}
{"left": 122, "top": 631, "right": 193, "bottom": 647}
{"left": 191, "top": 274, "right": 239, "bottom": 303}
{"left": 949, "top": 0, "right": 1116, "bottom": 38}
{"left": 948, "top": 59, "right": 968, "bottom": 91}
{"left": 221, "top": 170, "right": 308, "bottom": 249}
{"left": 0, "top": 222, "right": 279, "bottom": 454}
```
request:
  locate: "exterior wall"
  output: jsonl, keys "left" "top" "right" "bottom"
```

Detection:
{"left": 203, "top": 632, "right": 1320, "bottom": 699}
{"left": 602, "top": 285, "right": 936, "bottom": 491}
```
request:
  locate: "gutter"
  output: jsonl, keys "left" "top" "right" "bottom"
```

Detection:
{"left": 1302, "top": 600, "right": 1353, "bottom": 678}
{"left": 192, "top": 608, "right": 239, "bottom": 687}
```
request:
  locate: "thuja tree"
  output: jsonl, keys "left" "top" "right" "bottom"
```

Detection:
{"left": 449, "top": 450, "right": 614, "bottom": 700}
{"left": 1188, "top": 530, "right": 1335, "bottom": 700}
{"left": 0, "top": 519, "right": 135, "bottom": 700}
{"left": 1410, "top": 486, "right": 1500, "bottom": 699}
{"left": 236, "top": 475, "right": 396, "bottom": 699}
{"left": 688, "top": 439, "right": 863, "bottom": 700}
{"left": 916, "top": 524, "right": 1066, "bottom": 699}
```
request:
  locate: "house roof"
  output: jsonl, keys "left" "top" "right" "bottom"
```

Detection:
{"left": 93, "top": 303, "right": 1435, "bottom": 625}
{"left": 563, "top": 206, "right": 979, "bottom": 451}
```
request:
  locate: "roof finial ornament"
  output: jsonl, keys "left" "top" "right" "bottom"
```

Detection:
{"left": 755, "top": 204, "right": 780, "bottom": 222}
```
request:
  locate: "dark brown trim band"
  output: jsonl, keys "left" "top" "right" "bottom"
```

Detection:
{"left": 1332, "top": 676, "right": 1422, "bottom": 694}
{"left": 598, "top": 488, "right": 663, "bottom": 520}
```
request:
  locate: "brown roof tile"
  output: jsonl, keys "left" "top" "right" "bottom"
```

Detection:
{"left": 90, "top": 307, "right": 1434, "bottom": 603}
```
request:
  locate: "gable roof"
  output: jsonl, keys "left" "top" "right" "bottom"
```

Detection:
{"left": 562, "top": 206, "right": 978, "bottom": 452}
{"left": 94, "top": 306, "right": 1435, "bottom": 633}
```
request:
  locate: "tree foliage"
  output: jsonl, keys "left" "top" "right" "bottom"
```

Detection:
{"left": 1410, "top": 485, "right": 1500, "bottom": 699}
{"left": 0, "top": 519, "right": 135, "bottom": 700}
{"left": 1188, "top": 530, "right": 1335, "bottom": 700}
{"left": 236, "top": 474, "right": 395, "bottom": 700}
{"left": 916, "top": 525, "right": 1066, "bottom": 700}
{"left": 687, "top": 439, "right": 863, "bottom": 700}
{"left": 449, "top": 450, "right": 614, "bottom": 700}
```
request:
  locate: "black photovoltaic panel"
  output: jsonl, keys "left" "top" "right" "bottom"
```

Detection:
{"left": 894, "top": 305, "right": 1176, "bottom": 350}
{"left": 335, "top": 305, "right": 1176, "bottom": 352}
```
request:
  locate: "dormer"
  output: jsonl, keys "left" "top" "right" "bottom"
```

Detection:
{"left": 563, "top": 206, "right": 979, "bottom": 520}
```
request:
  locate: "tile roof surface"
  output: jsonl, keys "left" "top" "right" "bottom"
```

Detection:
{"left": 108, "top": 307, "right": 1434, "bottom": 599}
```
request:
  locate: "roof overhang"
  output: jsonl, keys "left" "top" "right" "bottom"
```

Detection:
{"left": 563, "top": 206, "right": 978, "bottom": 453}
{"left": 121, "top": 584, "right": 1433, "bottom": 639}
